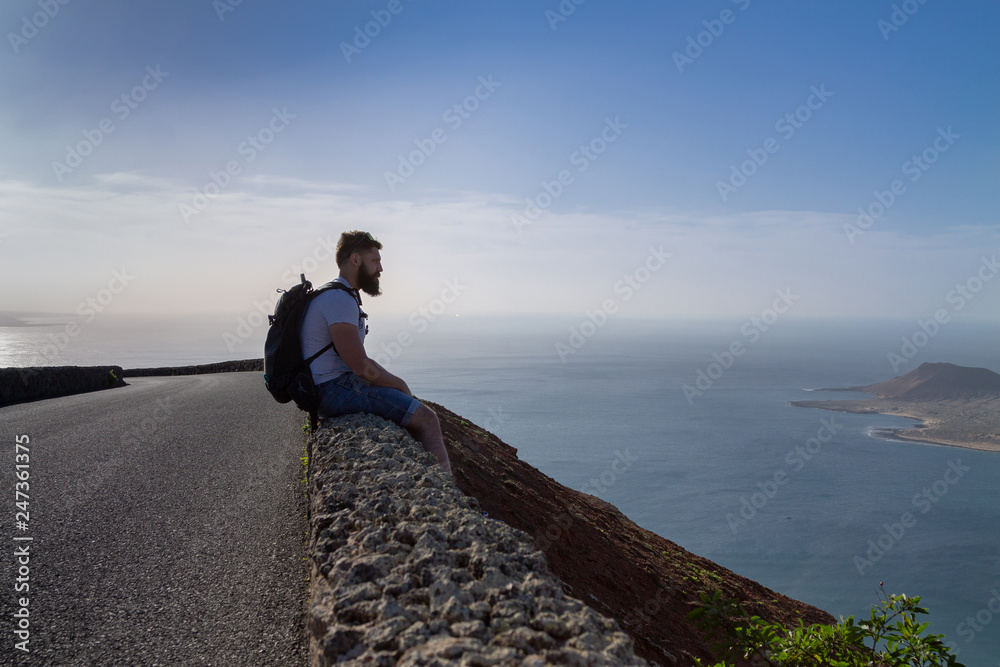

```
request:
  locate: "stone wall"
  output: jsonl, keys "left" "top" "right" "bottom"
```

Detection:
{"left": 307, "top": 413, "right": 648, "bottom": 666}
{"left": 0, "top": 365, "right": 125, "bottom": 406}
{"left": 0, "top": 359, "right": 261, "bottom": 405}
{"left": 123, "top": 358, "right": 263, "bottom": 376}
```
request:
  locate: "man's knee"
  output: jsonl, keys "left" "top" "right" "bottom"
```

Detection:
{"left": 408, "top": 403, "right": 439, "bottom": 431}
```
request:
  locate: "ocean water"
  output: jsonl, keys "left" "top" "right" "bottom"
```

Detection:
{"left": 2, "top": 312, "right": 999, "bottom": 665}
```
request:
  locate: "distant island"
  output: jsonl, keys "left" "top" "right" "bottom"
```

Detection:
{"left": 791, "top": 362, "right": 1000, "bottom": 452}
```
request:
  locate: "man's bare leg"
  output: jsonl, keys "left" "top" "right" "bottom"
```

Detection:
{"left": 406, "top": 404, "right": 452, "bottom": 474}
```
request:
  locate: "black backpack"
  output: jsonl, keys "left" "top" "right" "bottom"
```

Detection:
{"left": 263, "top": 274, "right": 362, "bottom": 427}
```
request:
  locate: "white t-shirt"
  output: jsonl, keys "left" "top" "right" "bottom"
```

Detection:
{"left": 299, "top": 278, "right": 366, "bottom": 384}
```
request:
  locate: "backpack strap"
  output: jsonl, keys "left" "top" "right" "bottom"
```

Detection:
{"left": 306, "top": 281, "right": 366, "bottom": 369}
{"left": 319, "top": 281, "right": 364, "bottom": 308}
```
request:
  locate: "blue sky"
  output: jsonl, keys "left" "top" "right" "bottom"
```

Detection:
{"left": 1, "top": 0, "right": 998, "bottom": 321}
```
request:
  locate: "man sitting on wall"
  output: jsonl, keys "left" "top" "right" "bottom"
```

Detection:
{"left": 300, "top": 230, "right": 452, "bottom": 474}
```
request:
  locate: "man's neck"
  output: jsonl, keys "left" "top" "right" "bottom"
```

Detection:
{"left": 337, "top": 272, "right": 358, "bottom": 291}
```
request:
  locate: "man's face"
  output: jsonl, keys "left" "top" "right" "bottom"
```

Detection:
{"left": 356, "top": 249, "right": 382, "bottom": 297}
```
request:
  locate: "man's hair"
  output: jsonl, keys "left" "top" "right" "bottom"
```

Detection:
{"left": 336, "top": 231, "right": 383, "bottom": 267}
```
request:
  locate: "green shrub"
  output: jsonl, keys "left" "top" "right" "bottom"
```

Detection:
{"left": 688, "top": 586, "right": 964, "bottom": 667}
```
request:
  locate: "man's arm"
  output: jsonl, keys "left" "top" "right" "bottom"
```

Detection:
{"left": 329, "top": 323, "right": 411, "bottom": 395}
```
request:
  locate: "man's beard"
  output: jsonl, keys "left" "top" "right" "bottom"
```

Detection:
{"left": 356, "top": 264, "right": 381, "bottom": 297}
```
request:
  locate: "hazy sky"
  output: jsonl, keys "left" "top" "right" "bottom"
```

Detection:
{"left": 2, "top": 1, "right": 998, "bottom": 321}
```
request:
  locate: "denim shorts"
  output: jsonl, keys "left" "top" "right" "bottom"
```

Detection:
{"left": 316, "top": 372, "right": 421, "bottom": 427}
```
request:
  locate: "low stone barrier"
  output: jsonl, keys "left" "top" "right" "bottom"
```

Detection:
{"left": 307, "top": 413, "right": 648, "bottom": 666}
{"left": 0, "top": 365, "right": 125, "bottom": 406}
{"left": 122, "top": 358, "right": 263, "bottom": 376}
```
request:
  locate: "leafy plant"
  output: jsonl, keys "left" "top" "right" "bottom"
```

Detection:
{"left": 688, "top": 585, "right": 964, "bottom": 667}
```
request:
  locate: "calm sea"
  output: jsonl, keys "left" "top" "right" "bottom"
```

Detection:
{"left": 3, "top": 312, "right": 999, "bottom": 665}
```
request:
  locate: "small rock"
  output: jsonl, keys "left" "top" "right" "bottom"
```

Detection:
{"left": 468, "top": 600, "right": 491, "bottom": 621}
{"left": 492, "top": 627, "right": 556, "bottom": 651}
{"left": 398, "top": 636, "right": 484, "bottom": 665}
{"left": 450, "top": 619, "right": 489, "bottom": 642}
{"left": 321, "top": 628, "right": 364, "bottom": 660}
{"left": 531, "top": 612, "right": 572, "bottom": 641}
{"left": 568, "top": 631, "right": 605, "bottom": 652}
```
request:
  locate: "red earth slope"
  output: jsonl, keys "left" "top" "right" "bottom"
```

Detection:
{"left": 430, "top": 399, "right": 835, "bottom": 666}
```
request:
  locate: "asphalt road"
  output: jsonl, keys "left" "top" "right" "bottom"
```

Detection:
{"left": 0, "top": 372, "right": 309, "bottom": 666}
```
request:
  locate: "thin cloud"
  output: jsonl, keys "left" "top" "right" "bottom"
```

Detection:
{"left": 1, "top": 174, "right": 996, "bottom": 320}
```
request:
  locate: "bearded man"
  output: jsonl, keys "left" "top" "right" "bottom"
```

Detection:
{"left": 299, "top": 230, "right": 451, "bottom": 474}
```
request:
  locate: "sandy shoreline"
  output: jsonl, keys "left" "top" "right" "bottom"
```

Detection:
{"left": 791, "top": 397, "right": 1000, "bottom": 453}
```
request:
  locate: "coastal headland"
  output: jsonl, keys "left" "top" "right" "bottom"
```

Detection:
{"left": 791, "top": 362, "right": 1000, "bottom": 452}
